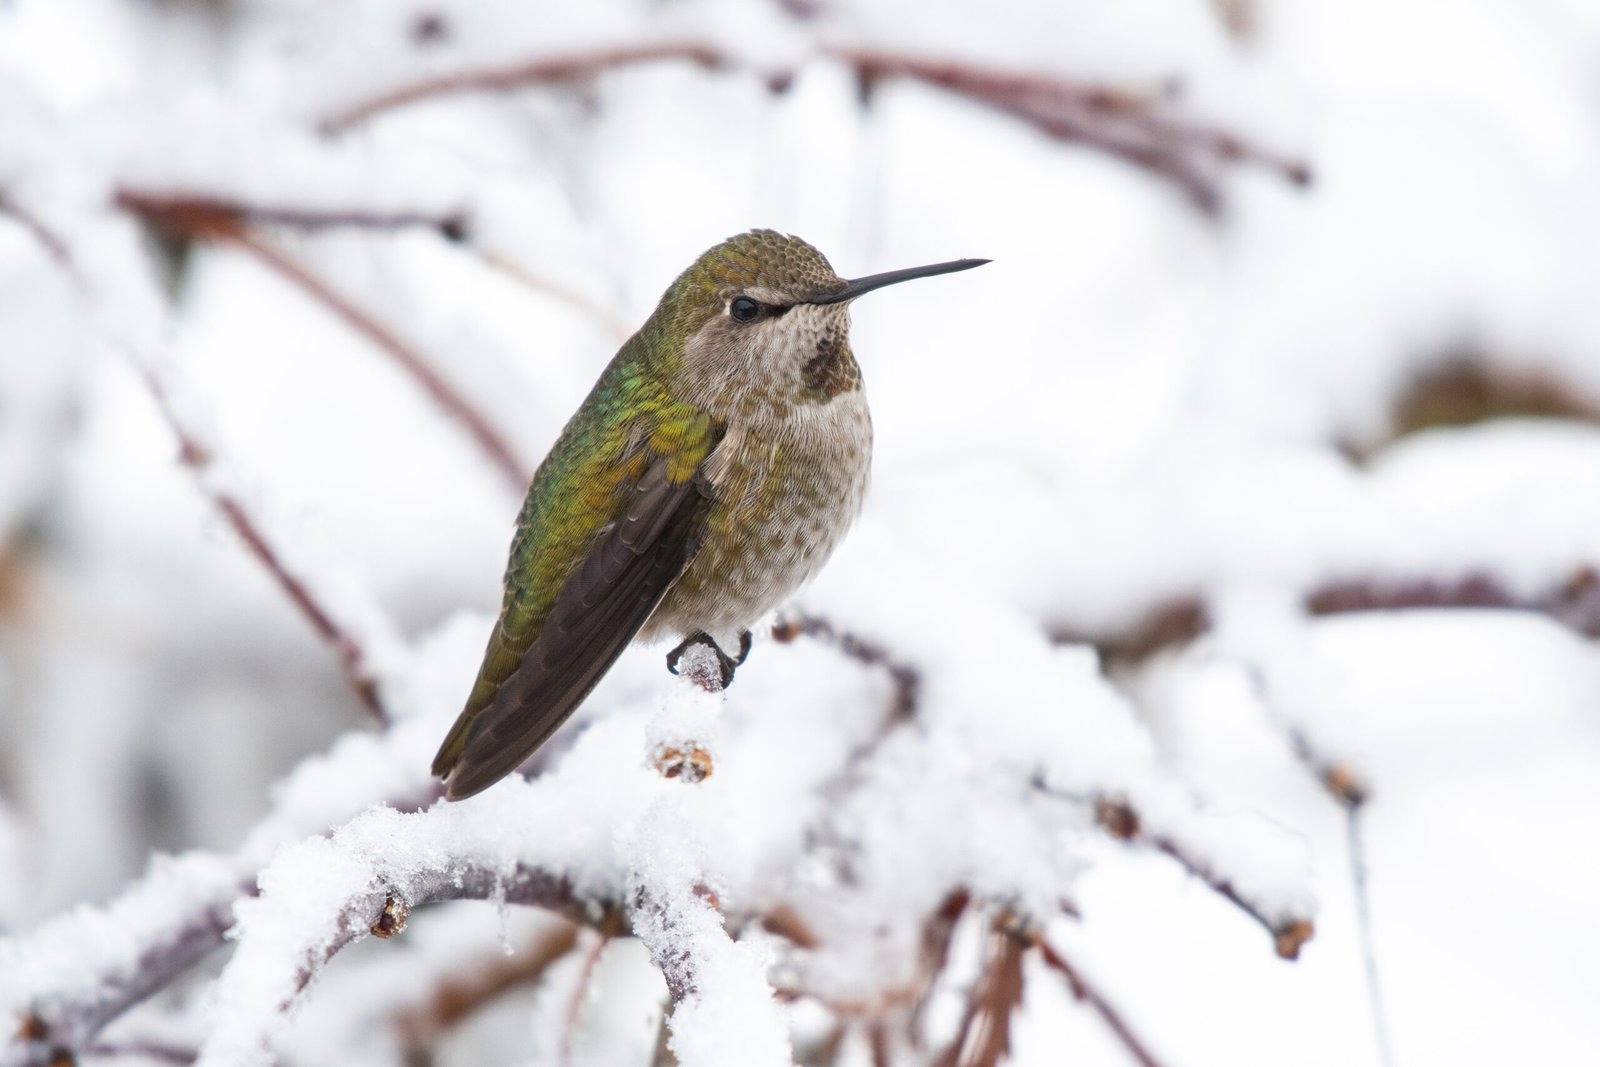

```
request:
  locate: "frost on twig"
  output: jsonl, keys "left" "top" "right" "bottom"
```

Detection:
{"left": 1091, "top": 797, "right": 1314, "bottom": 960}
{"left": 193, "top": 805, "right": 582, "bottom": 1067}
{"left": 319, "top": 37, "right": 1307, "bottom": 213}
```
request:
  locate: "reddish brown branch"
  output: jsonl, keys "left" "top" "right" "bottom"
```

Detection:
{"left": 320, "top": 41, "right": 729, "bottom": 132}
{"left": 82, "top": 1039, "right": 197, "bottom": 1063}
{"left": 560, "top": 911, "right": 624, "bottom": 1065}
{"left": 933, "top": 918, "right": 1026, "bottom": 1067}
{"left": 1354, "top": 356, "right": 1600, "bottom": 460}
{"left": 1307, "top": 567, "right": 1600, "bottom": 640}
{"left": 0, "top": 194, "right": 75, "bottom": 273}
{"left": 1049, "top": 596, "right": 1211, "bottom": 664}
{"left": 117, "top": 188, "right": 469, "bottom": 239}
{"left": 318, "top": 41, "right": 1307, "bottom": 212}
{"left": 395, "top": 921, "right": 583, "bottom": 1056}
{"left": 835, "top": 47, "right": 1309, "bottom": 213}
{"left": 1055, "top": 564, "right": 1600, "bottom": 671}
{"left": 119, "top": 197, "right": 527, "bottom": 490}
{"left": 1094, "top": 797, "right": 1314, "bottom": 960}
{"left": 1032, "top": 935, "right": 1167, "bottom": 1067}
{"left": 9, "top": 878, "right": 248, "bottom": 1067}
{"left": 138, "top": 372, "right": 390, "bottom": 723}
{"left": 771, "top": 613, "right": 920, "bottom": 724}
{"left": 225, "top": 228, "right": 528, "bottom": 491}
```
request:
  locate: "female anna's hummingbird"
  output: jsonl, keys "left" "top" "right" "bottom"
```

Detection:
{"left": 432, "top": 230, "right": 987, "bottom": 799}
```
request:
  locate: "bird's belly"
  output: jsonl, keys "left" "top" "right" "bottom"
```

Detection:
{"left": 642, "top": 395, "right": 871, "bottom": 647}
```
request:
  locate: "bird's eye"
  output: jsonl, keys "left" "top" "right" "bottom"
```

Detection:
{"left": 730, "top": 297, "right": 761, "bottom": 323}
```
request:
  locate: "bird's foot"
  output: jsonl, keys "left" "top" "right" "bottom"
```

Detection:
{"left": 666, "top": 631, "right": 742, "bottom": 690}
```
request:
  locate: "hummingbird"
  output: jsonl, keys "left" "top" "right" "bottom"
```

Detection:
{"left": 432, "top": 230, "right": 987, "bottom": 799}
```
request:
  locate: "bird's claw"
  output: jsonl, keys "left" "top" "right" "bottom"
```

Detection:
{"left": 666, "top": 631, "right": 742, "bottom": 690}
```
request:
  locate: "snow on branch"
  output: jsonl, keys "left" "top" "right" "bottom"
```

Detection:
{"left": 836, "top": 47, "right": 1310, "bottom": 213}
{"left": 195, "top": 826, "right": 581, "bottom": 1067}
{"left": 124, "top": 209, "right": 529, "bottom": 492}
{"left": 139, "top": 366, "right": 395, "bottom": 724}
{"left": 2, "top": 704, "right": 448, "bottom": 1067}
{"left": 186, "top": 657, "right": 790, "bottom": 1067}
{"left": 319, "top": 41, "right": 729, "bottom": 133}
{"left": 1091, "top": 797, "right": 1314, "bottom": 960}
{"left": 1, "top": 855, "right": 245, "bottom": 1067}
{"left": 115, "top": 188, "right": 470, "bottom": 240}
{"left": 318, "top": 39, "right": 1308, "bottom": 213}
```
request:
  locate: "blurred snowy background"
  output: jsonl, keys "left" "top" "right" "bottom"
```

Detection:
{"left": 3, "top": 1, "right": 1600, "bottom": 1065}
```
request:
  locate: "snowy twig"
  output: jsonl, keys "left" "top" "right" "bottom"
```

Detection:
{"left": 1050, "top": 597, "right": 1211, "bottom": 665}
{"left": 319, "top": 40, "right": 1307, "bottom": 213}
{"left": 560, "top": 912, "right": 624, "bottom": 1065}
{"left": 2, "top": 856, "right": 247, "bottom": 1067}
{"left": 124, "top": 199, "right": 528, "bottom": 492}
{"left": 197, "top": 838, "right": 582, "bottom": 1067}
{"left": 1307, "top": 568, "right": 1600, "bottom": 640}
{"left": 1093, "top": 798, "right": 1315, "bottom": 960}
{"left": 0, "top": 180, "right": 400, "bottom": 726}
{"left": 932, "top": 918, "right": 1026, "bottom": 1067}
{"left": 1057, "top": 564, "right": 1600, "bottom": 668}
{"left": 116, "top": 188, "right": 469, "bottom": 239}
{"left": 83, "top": 1038, "right": 199, "bottom": 1064}
{"left": 835, "top": 47, "right": 1310, "bottom": 213}
{"left": 219, "top": 228, "right": 528, "bottom": 491}
{"left": 0, "top": 194, "right": 75, "bottom": 273}
{"left": 137, "top": 370, "right": 392, "bottom": 725}
{"left": 1360, "top": 356, "right": 1600, "bottom": 458}
{"left": 319, "top": 41, "right": 728, "bottom": 133}
{"left": 1031, "top": 935, "right": 1167, "bottom": 1067}
{"left": 394, "top": 921, "right": 582, "bottom": 1057}
{"left": 770, "top": 613, "right": 919, "bottom": 725}
{"left": 479, "top": 249, "right": 635, "bottom": 344}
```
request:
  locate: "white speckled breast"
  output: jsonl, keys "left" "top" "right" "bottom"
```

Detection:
{"left": 641, "top": 390, "right": 872, "bottom": 649}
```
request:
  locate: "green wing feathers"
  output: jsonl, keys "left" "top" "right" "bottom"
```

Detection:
{"left": 431, "top": 356, "right": 718, "bottom": 792}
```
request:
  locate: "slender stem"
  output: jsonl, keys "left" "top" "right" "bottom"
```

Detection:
{"left": 1346, "top": 805, "right": 1396, "bottom": 1067}
{"left": 317, "top": 42, "right": 1308, "bottom": 212}
{"left": 320, "top": 41, "right": 728, "bottom": 133}
{"left": 115, "top": 189, "right": 468, "bottom": 237}
{"left": 1032, "top": 936, "right": 1168, "bottom": 1067}
{"left": 137, "top": 370, "right": 390, "bottom": 724}
{"left": 223, "top": 229, "right": 528, "bottom": 491}
{"left": 1091, "top": 797, "right": 1315, "bottom": 959}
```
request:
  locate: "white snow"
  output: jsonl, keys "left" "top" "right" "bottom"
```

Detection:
{"left": 2, "top": 1, "right": 1599, "bottom": 1065}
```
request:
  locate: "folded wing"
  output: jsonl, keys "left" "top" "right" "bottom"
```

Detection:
{"left": 435, "top": 456, "right": 714, "bottom": 799}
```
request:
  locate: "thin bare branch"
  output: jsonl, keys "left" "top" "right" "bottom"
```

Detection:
{"left": 1345, "top": 806, "right": 1396, "bottom": 1067}
{"left": 478, "top": 249, "right": 633, "bottom": 344}
{"left": 1032, "top": 935, "right": 1167, "bottom": 1067}
{"left": 1093, "top": 797, "right": 1315, "bottom": 960}
{"left": 0, "top": 194, "right": 400, "bottom": 724}
{"left": 933, "top": 918, "right": 1026, "bottom": 1067}
{"left": 320, "top": 41, "right": 728, "bottom": 133}
{"left": 0, "top": 195, "right": 75, "bottom": 274}
{"left": 833, "top": 47, "right": 1310, "bottom": 214}
{"left": 7, "top": 873, "right": 247, "bottom": 1067}
{"left": 560, "top": 911, "right": 624, "bottom": 1067}
{"left": 83, "top": 1039, "right": 198, "bottom": 1064}
{"left": 1307, "top": 567, "right": 1600, "bottom": 640}
{"left": 395, "top": 921, "right": 583, "bottom": 1057}
{"left": 1049, "top": 597, "right": 1211, "bottom": 664}
{"left": 317, "top": 41, "right": 1308, "bottom": 212}
{"left": 136, "top": 370, "right": 391, "bottom": 724}
{"left": 771, "top": 613, "right": 920, "bottom": 726}
{"left": 221, "top": 228, "right": 528, "bottom": 491}
{"left": 116, "top": 188, "right": 469, "bottom": 238}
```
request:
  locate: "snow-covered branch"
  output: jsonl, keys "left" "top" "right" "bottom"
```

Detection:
{"left": 318, "top": 38, "right": 1308, "bottom": 213}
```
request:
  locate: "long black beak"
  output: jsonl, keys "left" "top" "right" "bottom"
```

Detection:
{"left": 809, "top": 257, "right": 990, "bottom": 305}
